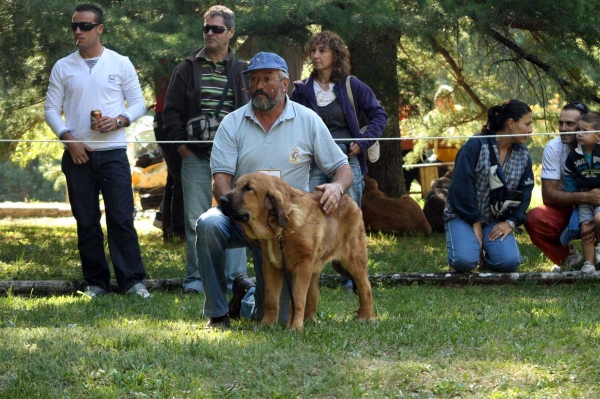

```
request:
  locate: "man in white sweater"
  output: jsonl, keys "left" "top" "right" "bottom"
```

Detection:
{"left": 44, "top": 3, "right": 150, "bottom": 298}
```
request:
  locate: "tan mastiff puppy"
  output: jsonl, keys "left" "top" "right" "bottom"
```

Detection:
{"left": 219, "top": 172, "right": 376, "bottom": 330}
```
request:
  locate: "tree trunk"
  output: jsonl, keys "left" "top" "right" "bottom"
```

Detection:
{"left": 348, "top": 31, "right": 405, "bottom": 197}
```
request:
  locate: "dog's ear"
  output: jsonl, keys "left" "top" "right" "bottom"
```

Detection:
{"left": 264, "top": 192, "right": 289, "bottom": 228}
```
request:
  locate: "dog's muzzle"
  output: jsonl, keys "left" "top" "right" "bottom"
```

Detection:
{"left": 219, "top": 194, "right": 250, "bottom": 223}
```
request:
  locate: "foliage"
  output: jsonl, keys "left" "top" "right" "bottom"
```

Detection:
{"left": 3, "top": 0, "right": 600, "bottom": 194}
{"left": 0, "top": 159, "right": 63, "bottom": 203}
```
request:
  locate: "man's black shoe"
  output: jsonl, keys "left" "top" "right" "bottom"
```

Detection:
{"left": 229, "top": 273, "right": 256, "bottom": 319}
{"left": 205, "top": 314, "right": 230, "bottom": 329}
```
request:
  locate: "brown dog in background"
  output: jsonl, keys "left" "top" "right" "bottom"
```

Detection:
{"left": 219, "top": 172, "right": 376, "bottom": 330}
{"left": 361, "top": 175, "right": 432, "bottom": 236}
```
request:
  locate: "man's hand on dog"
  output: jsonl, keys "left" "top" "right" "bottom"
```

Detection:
{"left": 315, "top": 183, "right": 344, "bottom": 214}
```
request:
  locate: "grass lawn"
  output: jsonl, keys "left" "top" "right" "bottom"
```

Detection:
{"left": 0, "top": 211, "right": 558, "bottom": 281}
{"left": 1, "top": 215, "right": 599, "bottom": 398}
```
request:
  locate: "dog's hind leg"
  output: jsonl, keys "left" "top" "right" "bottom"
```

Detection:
{"left": 352, "top": 274, "right": 376, "bottom": 321}
{"left": 304, "top": 272, "right": 321, "bottom": 322}
{"left": 341, "top": 253, "right": 376, "bottom": 322}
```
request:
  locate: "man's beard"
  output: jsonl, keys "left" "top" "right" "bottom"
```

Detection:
{"left": 252, "top": 89, "right": 283, "bottom": 111}
{"left": 560, "top": 133, "right": 577, "bottom": 145}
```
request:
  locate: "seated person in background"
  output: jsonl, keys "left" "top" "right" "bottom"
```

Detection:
{"left": 524, "top": 102, "right": 599, "bottom": 272}
{"left": 444, "top": 100, "right": 534, "bottom": 273}
{"left": 425, "top": 85, "right": 463, "bottom": 167}
{"left": 563, "top": 111, "right": 600, "bottom": 273}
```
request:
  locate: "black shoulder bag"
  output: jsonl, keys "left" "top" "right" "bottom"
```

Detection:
{"left": 185, "top": 59, "right": 240, "bottom": 147}
{"left": 487, "top": 138, "right": 523, "bottom": 220}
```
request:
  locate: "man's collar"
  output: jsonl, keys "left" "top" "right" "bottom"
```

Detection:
{"left": 197, "top": 47, "right": 233, "bottom": 63}
{"left": 244, "top": 95, "right": 295, "bottom": 120}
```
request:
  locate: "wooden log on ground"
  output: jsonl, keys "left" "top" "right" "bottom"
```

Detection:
{"left": 0, "top": 203, "right": 73, "bottom": 218}
{"left": 1, "top": 272, "right": 600, "bottom": 296}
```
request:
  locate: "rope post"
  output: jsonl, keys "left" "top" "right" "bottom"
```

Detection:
{"left": 418, "top": 166, "right": 439, "bottom": 196}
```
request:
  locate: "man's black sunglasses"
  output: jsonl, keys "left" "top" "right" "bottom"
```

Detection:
{"left": 203, "top": 25, "right": 230, "bottom": 34}
{"left": 71, "top": 22, "right": 100, "bottom": 31}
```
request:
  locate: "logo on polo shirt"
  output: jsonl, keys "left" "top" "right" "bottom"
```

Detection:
{"left": 289, "top": 147, "right": 301, "bottom": 164}
{"left": 108, "top": 75, "right": 115, "bottom": 83}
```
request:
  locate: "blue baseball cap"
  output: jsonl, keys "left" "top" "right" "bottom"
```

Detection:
{"left": 243, "top": 52, "right": 289, "bottom": 75}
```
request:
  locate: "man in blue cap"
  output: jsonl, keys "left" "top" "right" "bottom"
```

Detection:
{"left": 196, "top": 52, "right": 354, "bottom": 328}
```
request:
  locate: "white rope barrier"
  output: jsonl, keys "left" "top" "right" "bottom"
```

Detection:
{"left": 0, "top": 130, "right": 591, "bottom": 145}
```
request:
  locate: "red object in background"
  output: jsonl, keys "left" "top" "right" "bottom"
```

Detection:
{"left": 154, "top": 77, "right": 169, "bottom": 113}
{"left": 399, "top": 104, "right": 414, "bottom": 150}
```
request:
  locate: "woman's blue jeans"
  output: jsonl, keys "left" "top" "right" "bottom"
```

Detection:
{"left": 445, "top": 218, "right": 521, "bottom": 273}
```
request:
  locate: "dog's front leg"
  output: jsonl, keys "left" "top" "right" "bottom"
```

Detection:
{"left": 304, "top": 272, "right": 321, "bottom": 322}
{"left": 288, "top": 265, "right": 312, "bottom": 330}
{"left": 261, "top": 261, "right": 283, "bottom": 326}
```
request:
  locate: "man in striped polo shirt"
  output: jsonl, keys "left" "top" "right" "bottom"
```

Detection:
{"left": 163, "top": 5, "right": 250, "bottom": 294}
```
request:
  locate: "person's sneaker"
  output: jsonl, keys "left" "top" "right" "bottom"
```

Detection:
{"left": 550, "top": 264, "right": 563, "bottom": 273}
{"left": 83, "top": 285, "right": 109, "bottom": 298}
{"left": 563, "top": 247, "right": 583, "bottom": 271}
{"left": 183, "top": 287, "right": 201, "bottom": 294}
{"left": 581, "top": 261, "right": 596, "bottom": 274}
{"left": 342, "top": 279, "right": 354, "bottom": 292}
{"left": 205, "top": 315, "right": 230, "bottom": 329}
{"left": 153, "top": 211, "right": 163, "bottom": 229}
{"left": 228, "top": 273, "right": 255, "bottom": 319}
{"left": 127, "top": 283, "right": 151, "bottom": 299}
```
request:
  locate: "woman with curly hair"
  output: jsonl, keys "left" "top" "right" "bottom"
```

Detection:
{"left": 290, "top": 30, "right": 388, "bottom": 290}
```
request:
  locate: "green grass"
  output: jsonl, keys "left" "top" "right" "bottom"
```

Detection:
{"left": 0, "top": 214, "right": 560, "bottom": 281}
{"left": 2, "top": 285, "right": 600, "bottom": 397}
{"left": 1, "top": 215, "right": 599, "bottom": 398}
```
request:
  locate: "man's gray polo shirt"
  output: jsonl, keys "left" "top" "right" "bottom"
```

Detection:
{"left": 211, "top": 96, "right": 348, "bottom": 191}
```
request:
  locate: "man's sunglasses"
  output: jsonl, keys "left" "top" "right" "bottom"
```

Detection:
{"left": 71, "top": 22, "right": 100, "bottom": 31}
{"left": 566, "top": 101, "right": 588, "bottom": 113}
{"left": 203, "top": 25, "right": 230, "bottom": 34}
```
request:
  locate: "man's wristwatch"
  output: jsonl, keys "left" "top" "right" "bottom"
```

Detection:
{"left": 115, "top": 118, "right": 124, "bottom": 128}
{"left": 507, "top": 220, "right": 516, "bottom": 230}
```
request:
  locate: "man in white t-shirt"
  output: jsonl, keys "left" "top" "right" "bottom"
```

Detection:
{"left": 525, "top": 102, "right": 600, "bottom": 271}
{"left": 44, "top": 4, "right": 150, "bottom": 298}
{"left": 195, "top": 52, "right": 353, "bottom": 328}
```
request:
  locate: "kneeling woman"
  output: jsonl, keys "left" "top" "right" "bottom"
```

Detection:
{"left": 444, "top": 99, "right": 534, "bottom": 272}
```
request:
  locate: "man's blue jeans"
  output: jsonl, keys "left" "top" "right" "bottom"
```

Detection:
{"left": 445, "top": 218, "right": 521, "bottom": 273}
{"left": 61, "top": 149, "right": 146, "bottom": 292}
{"left": 181, "top": 154, "right": 246, "bottom": 292}
{"left": 196, "top": 207, "right": 290, "bottom": 322}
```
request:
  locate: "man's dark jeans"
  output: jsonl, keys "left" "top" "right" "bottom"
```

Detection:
{"left": 62, "top": 148, "right": 146, "bottom": 291}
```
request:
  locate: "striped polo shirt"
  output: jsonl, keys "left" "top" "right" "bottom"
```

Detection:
{"left": 198, "top": 58, "right": 235, "bottom": 120}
